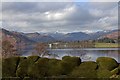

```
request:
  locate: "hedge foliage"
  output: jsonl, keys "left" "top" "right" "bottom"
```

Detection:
{"left": 2, "top": 56, "right": 120, "bottom": 79}
{"left": 96, "top": 57, "right": 118, "bottom": 71}
{"left": 16, "top": 56, "right": 40, "bottom": 78}
{"left": 2, "top": 57, "right": 20, "bottom": 77}
{"left": 97, "top": 69, "right": 112, "bottom": 78}
{"left": 59, "top": 56, "right": 81, "bottom": 75}
{"left": 27, "top": 58, "right": 49, "bottom": 78}
{"left": 70, "top": 61, "right": 98, "bottom": 78}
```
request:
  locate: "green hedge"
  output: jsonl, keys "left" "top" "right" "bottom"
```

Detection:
{"left": 96, "top": 57, "right": 118, "bottom": 71}
{"left": 27, "top": 58, "right": 49, "bottom": 78}
{"left": 2, "top": 57, "right": 20, "bottom": 77}
{"left": 78, "top": 61, "right": 98, "bottom": 70}
{"left": 70, "top": 61, "right": 98, "bottom": 78}
{"left": 59, "top": 56, "right": 81, "bottom": 75}
{"left": 2, "top": 56, "right": 120, "bottom": 79}
{"left": 47, "top": 59, "right": 62, "bottom": 76}
{"left": 111, "top": 68, "right": 119, "bottom": 75}
{"left": 97, "top": 69, "right": 112, "bottom": 78}
{"left": 16, "top": 56, "right": 39, "bottom": 78}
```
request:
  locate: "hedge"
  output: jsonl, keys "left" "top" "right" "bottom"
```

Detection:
{"left": 96, "top": 57, "right": 118, "bottom": 71}
{"left": 2, "top": 57, "right": 20, "bottom": 77}
{"left": 2, "top": 56, "right": 120, "bottom": 79}
{"left": 47, "top": 59, "right": 62, "bottom": 76}
{"left": 59, "top": 56, "right": 81, "bottom": 75}
{"left": 16, "top": 56, "right": 39, "bottom": 78}
{"left": 27, "top": 58, "right": 49, "bottom": 78}
{"left": 70, "top": 61, "right": 98, "bottom": 78}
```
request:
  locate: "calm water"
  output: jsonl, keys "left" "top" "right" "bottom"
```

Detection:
{"left": 21, "top": 48, "right": 120, "bottom": 63}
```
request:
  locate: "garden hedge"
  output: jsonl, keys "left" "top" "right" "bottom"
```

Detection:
{"left": 2, "top": 57, "right": 20, "bottom": 77}
{"left": 27, "top": 58, "right": 49, "bottom": 78}
{"left": 2, "top": 56, "right": 120, "bottom": 79}
{"left": 59, "top": 56, "right": 81, "bottom": 75}
{"left": 16, "top": 56, "right": 39, "bottom": 78}
{"left": 70, "top": 61, "right": 98, "bottom": 78}
{"left": 96, "top": 57, "right": 118, "bottom": 71}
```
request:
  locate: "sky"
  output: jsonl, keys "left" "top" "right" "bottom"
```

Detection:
{"left": 1, "top": 0, "right": 119, "bottom": 33}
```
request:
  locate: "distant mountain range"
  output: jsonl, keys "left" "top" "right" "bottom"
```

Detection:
{"left": 1, "top": 28, "right": 35, "bottom": 44}
{"left": 89, "top": 29, "right": 119, "bottom": 40}
{"left": 1, "top": 28, "right": 119, "bottom": 45}
{"left": 99, "top": 30, "right": 120, "bottom": 39}
{"left": 23, "top": 32, "right": 55, "bottom": 42}
{"left": 62, "top": 32, "right": 90, "bottom": 41}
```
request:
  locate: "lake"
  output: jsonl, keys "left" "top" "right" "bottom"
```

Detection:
{"left": 21, "top": 47, "right": 120, "bottom": 63}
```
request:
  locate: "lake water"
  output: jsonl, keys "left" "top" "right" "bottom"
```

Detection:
{"left": 21, "top": 48, "right": 120, "bottom": 63}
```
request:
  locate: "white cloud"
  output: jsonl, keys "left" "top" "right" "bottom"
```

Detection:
{"left": 2, "top": 0, "right": 119, "bottom": 2}
{"left": 2, "top": 0, "right": 74, "bottom": 2}
{"left": 89, "top": 9, "right": 104, "bottom": 17}
{"left": 2, "top": 2, "right": 118, "bottom": 33}
{"left": 90, "top": 0, "right": 119, "bottom": 2}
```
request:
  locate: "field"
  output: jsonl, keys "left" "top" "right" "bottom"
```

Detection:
{"left": 95, "top": 43, "right": 119, "bottom": 48}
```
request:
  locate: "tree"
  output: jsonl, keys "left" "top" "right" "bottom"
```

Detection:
{"left": 2, "top": 40, "right": 18, "bottom": 58}
{"left": 35, "top": 43, "right": 49, "bottom": 57}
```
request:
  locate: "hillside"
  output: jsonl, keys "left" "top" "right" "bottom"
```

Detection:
{"left": 24, "top": 32, "right": 55, "bottom": 42}
{"left": 99, "top": 30, "right": 120, "bottom": 39}
{"left": 62, "top": 32, "right": 90, "bottom": 41}
{"left": 1, "top": 28, "right": 35, "bottom": 49}
{"left": 1, "top": 28, "right": 119, "bottom": 43}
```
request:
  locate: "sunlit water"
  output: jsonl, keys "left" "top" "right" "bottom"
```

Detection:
{"left": 21, "top": 48, "right": 120, "bottom": 63}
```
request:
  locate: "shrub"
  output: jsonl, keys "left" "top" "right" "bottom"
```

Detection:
{"left": 71, "top": 69, "right": 97, "bottom": 78}
{"left": 118, "top": 64, "right": 120, "bottom": 73}
{"left": 70, "top": 61, "right": 98, "bottom": 78}
{"left": 27, "top": 56, "right": 40, "bottom": 62}
{"left": 2, "top": 78, "right": 21, "bottom": 80}
{"left": 19, "top": 57, "right": 26, "bottom": 61}
{"left": 27, "top": 58, "right": 49, "bottom": 78}
{"left": 111, "top": 68, "right": 119, "bottom": 75}
{"left": 60, "top": 56, "right": 81, "bottom": 75}
{"left": 78, "top": 61, "right": 98, "bottom": 70}
{"left": 118, "top": 75, "right": 120, "bottom": 79}
{"left": 16, "top": 58, "right": 28, "bottom": 78}
{"left": 47, "top": 59, "right": 62, "bottom": 76}
{"left": 96, "top": 57, "right": 118, "bottom": 71}
{"left": 62, "top": 56, "right": 81, "bottom": 65}
{"left": 0, "top": 58, "right": 2, "bottom": 77}
{"left": 97, "top": 69, "right": 112, "bottom": 78}
{"left": 16, "top": 56, "right": 40, "bottom": 78}
{"left": 2, "top": 57, "right": 20, "bottom": 77}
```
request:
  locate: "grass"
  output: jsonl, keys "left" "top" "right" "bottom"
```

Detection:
{"left": 95, "top": 43, "right": 119, "bottom": 48}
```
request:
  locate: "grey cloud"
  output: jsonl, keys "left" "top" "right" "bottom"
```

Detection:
{"left": 88, "top": 2, "right": 117, "bottom": 10}
{"left": 2, "top": 2, "right": 118, "bottom": 33}
{"left": 2, "top": 2, "right": 73, "bottom": 13}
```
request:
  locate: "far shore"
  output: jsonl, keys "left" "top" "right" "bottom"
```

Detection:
{"left": 95, "top": 43, "right": 120, "bottom": 48}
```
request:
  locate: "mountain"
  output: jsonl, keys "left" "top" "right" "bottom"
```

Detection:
{"left": 24, "top": 32, "right": 55, "bottom": 42}
{"left": 89, "top": 29, "right": 119, "bottom": 40}
{"left": 89, "top": 31, "right": 110, "bottom": 40}
{"left": 22, "top": 32, "right": 90, "bottom": 42}
{"left": 48, "top": 32, "right": 65, "bottom": 40}
{"left": 99, "top": 30, "right": 120, "bottom": 39}
{"left": 1, "top": 28, "right": 119, "bottom": 43}
{"left": 62, "top": 32, "right": 90, "bottom": 41}
{"left": 1, "top": 28, "right": 35, "bottom": 45}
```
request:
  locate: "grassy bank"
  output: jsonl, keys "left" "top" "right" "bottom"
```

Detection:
{"left": 95, "top": 43, "right": 119, "bottom": 48}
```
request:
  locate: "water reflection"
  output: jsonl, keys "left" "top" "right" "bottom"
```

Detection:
{"left": 22, "top": 48, "right": 120, "bottom": 63}
{"left": 48, "top": 48, "right": 120, "bottom": 62}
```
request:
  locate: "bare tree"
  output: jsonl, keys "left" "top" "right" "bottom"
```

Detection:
{"left": 2, "top": 40, "right": 18, "bottom": 58}
{"left": 35, "top": 43, "right": 49, "bottom": 57}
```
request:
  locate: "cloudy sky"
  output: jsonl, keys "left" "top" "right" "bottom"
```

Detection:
{"left": 1, "top": 1, "right": 119, "bottom": 33}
